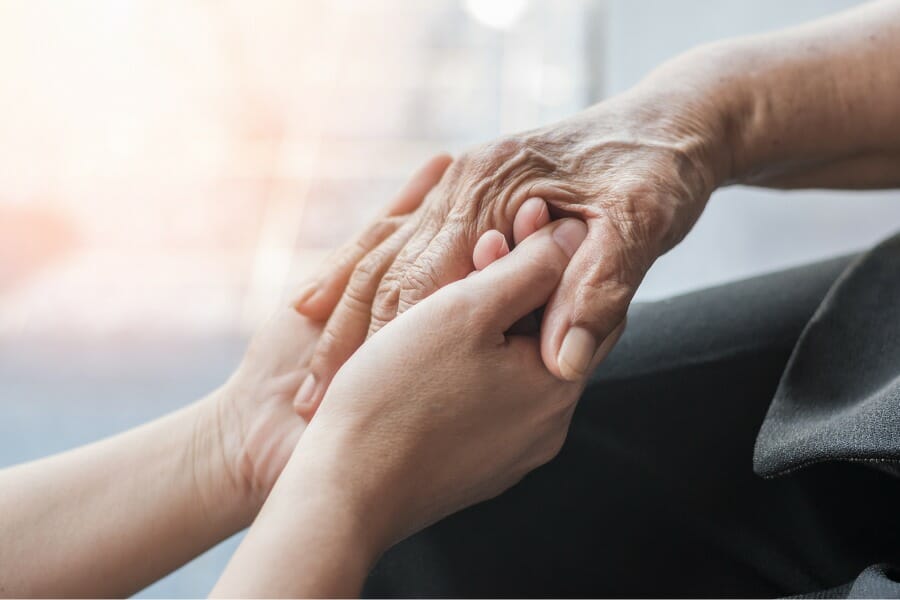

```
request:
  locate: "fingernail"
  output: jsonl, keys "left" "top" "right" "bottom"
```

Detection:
{"left": 557, "top": 326, "right": 596, "bottom": 381}
{"left": 524, "top": 197, "right": 549, "bottom": 225}
{"left": 293, "top": 283, "right": 318, "bottom": 312}
{"left": 293, "top": 373, "right": 318, "bottom": 410}
{"left": 535, "top": 199, "right": 549, "bottom": 226}
{"left": 552, "top": 220, "right": 588, "bottom": 257}
{"left": 521, "top": 196, "right": 544, "bottom": 214}
{"left": 496, "top": 234, "right": 510, "bottom": 259}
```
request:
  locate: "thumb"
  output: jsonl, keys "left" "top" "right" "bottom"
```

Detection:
{"left": 459, "top": 219, "right": 587, "bottom": 333}
{"left": 541, "top": 220, "right": 645, "bottom": 381}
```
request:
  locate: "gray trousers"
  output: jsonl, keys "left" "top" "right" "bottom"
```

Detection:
{"left": 365, "top": 233, "right": 900, "bottom": 598}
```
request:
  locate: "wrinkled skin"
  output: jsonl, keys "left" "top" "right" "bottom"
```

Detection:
{"left": 213, "top": 219, "right": 593, "bottom": 598}
{"left": 218, "top": 155, "right": 453, "bottom": 504}
{"left": 295, "top": 91, "right": 727, "bottom": 414}
{"left": 296, "top": 219, "right": 591, "bottom": 552}
{"left": 223, "top": 159, "right": 561, "bottom": 501}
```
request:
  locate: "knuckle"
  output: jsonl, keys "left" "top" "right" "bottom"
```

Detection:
{"left": 370, "top": 280, "right": 400, "bottom": 331}
{"left": 347, "top": 242, "right": 398, "bottom": 294}
{"left": 352, "top": 242, "right": 392, "bottom": 280}
{"left": 399, "top": 255, "right": 442, "bottom": 304}
{"left": 480, "top": 136, "right": 527, "bottom": 164}
{"left": 342, "top": 262, "right": 381, "bottom": 316}
{"left": 602, "top": 198, "right": 648, "bottom": 247}
{"left": 600, "top": 190, "right": 678, "bottom": 258}
{"left": 310, "top": 324, "right": 345, "bottom": 373}
{"left": 454, "top": 136, "right": 554, "bottom": 232}
{"left": 576, "top": 275, "right": 632, "bottom": 321}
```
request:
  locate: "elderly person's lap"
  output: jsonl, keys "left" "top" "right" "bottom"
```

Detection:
{"left": 366, "top": 250, "right": 900, "bottom": 598}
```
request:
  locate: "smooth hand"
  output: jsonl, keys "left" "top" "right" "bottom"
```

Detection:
{"left": 214, "top": 218, "right": 592, "bottom": 598}
{"left": 301, "top": 218, "right": 591, "bottom": 548}
{"left": 219, "top": 155, "right": 451, "bottom": 506}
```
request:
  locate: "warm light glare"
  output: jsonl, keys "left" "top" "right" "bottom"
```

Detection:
{"left": 463, "top": 0, "right": 529, "bottom": 30}
{"left": 0, "top": 0, "right": 588, "bottom": 339}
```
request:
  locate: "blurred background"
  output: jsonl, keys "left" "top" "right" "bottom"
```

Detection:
{"left": 1, "top": 0, "right": 897, "bottom": 596}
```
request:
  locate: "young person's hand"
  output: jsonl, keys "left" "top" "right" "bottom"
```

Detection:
{"left": 214, "top": 306, "right": 320, "bottom": 507}
{"left": 217, "top": 155, "right": 452, "bottom": 509}
{"left": 214, "top": 217, "right": 617, "bottom": 597}
{"left": 304, "top": 217, "right": 598, "bottom": 547}
{"left": 293, "top": 194, "right": 553, "bottom": 418}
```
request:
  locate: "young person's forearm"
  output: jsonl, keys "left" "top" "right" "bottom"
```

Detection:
{"left": 0, "top": 391, "right": 253, "bottom": 598}
{"left": 632, "top": 0, "right": 900, "bottom": 189}
{"left": 212, "top": 444, "right": 379, "bottom": 598}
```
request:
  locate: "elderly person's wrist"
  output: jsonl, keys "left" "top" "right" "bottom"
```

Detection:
{"left": 625, "top": 43, "right": 756, "bottom": 191}
{"left": 630, "top": 36, "right": 814, "bottom": 190}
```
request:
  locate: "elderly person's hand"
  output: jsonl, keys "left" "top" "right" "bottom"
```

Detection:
{"left": 220, "top": 155, "right": 451, "bottom": 504}
{"left": 295, "top": 0, "right": 900, "bottom": 415}
{"left": 214, "top": 218, "right": 591, "bottom": 597}
{"left": 294, "top": 91, "right": 728, "bottom": 412}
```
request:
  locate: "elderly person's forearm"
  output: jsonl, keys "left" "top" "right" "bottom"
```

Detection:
{"left": 293, "top": 1, "right": 900, "bottom": 416}
{"left": 635, "top": 0, "right": 900, "bottom": 189}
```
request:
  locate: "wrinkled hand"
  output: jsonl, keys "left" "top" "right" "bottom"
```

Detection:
{"left": 294, "top": 218, "right": 590, "bottom": 551}
{"left": 296, "top": 94, "right": 724, "bottom": 412}
{"left": 218, "top": 156, "right": 450, "bottom": 507}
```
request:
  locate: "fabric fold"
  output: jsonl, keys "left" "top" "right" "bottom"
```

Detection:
{"left": 755, "top": 232, "right": 900, "bottom": 478}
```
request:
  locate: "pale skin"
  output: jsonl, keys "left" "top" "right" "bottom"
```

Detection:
{"left": 0, "top": 161, "right": 445, "bottom": 597}
{"left": 0, "top": 177, "right": 557, "bottom": 598}
{"left": 212, "top": 217, "right": 590, "bottom": 598}
{"left": 2, "top": 2, "right": 900, "bottom": 597}
{"left": 0, "top": 309, "right": 315, "bottom": 598}
{"left": 293, "top": 0, "right": 900, "bottom": 417}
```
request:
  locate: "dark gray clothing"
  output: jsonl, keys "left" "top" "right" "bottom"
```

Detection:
{"left": 755, "top": 233, "right": 900, "bottom": 478}
{"left": 363, "top": 232, "right": 900, "bottom": 598}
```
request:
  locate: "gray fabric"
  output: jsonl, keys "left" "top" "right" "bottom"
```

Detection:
{"left": 364, "top": 234, "right": 900, "bottom": 598}
{"left": 754, "top": 232, "right": 900, "bottom": 478}
{"left": 844, "top": 564, "right": 900, "bottom": 598}
{"left": 808, "top": 564, "right": 900, "bottom": 599}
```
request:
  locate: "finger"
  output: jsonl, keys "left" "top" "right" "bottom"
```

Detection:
{"left": 458, "top": 218, "right": 587, "bottom": 333}
{"left": 472, "top": 230, "right": 510, "bottom": 271}
{"left": 385, "top": 153, "right": 453, "bottom": 216}
{"left": 370, "top": 183, "right": 541, "bottom": 337}
{"left": 512, "top": 197, "right": 550, "bottom": 245}
{"left": 293, "top": 223, "right": 416, "bottom": 418}
{"left": 392, "top": 195, "right": 544, "bottom": 326}
{"left": 540, "top": 220, "right": 644, "bottom": 382}
{"left": 293, "top": 154, "right": 452, "bottom": 320}
{"left": 394, "top": 224, "right": 474, "bottom": 320}
{"left": 366, "top": 206, "right": 444, "bottom": 337}
{"left": 292, "top": 216, "right": 403, "bottom": 321}
{"left": 486, "top": 198, "right": 547, "bottom": 334}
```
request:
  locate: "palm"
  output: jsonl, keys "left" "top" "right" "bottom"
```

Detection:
{"left": 224, "top": 305, "right": 322, "bottom": 499}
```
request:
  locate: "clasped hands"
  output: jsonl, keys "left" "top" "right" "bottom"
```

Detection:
{"left": 291, "top": 101, "right": 718, "bottom": 415}
{"left": 216, "top": 103, "right": 719, "bottom": 594}
{"left": 214, "top": 168, "right": 596, "bottom": 597}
